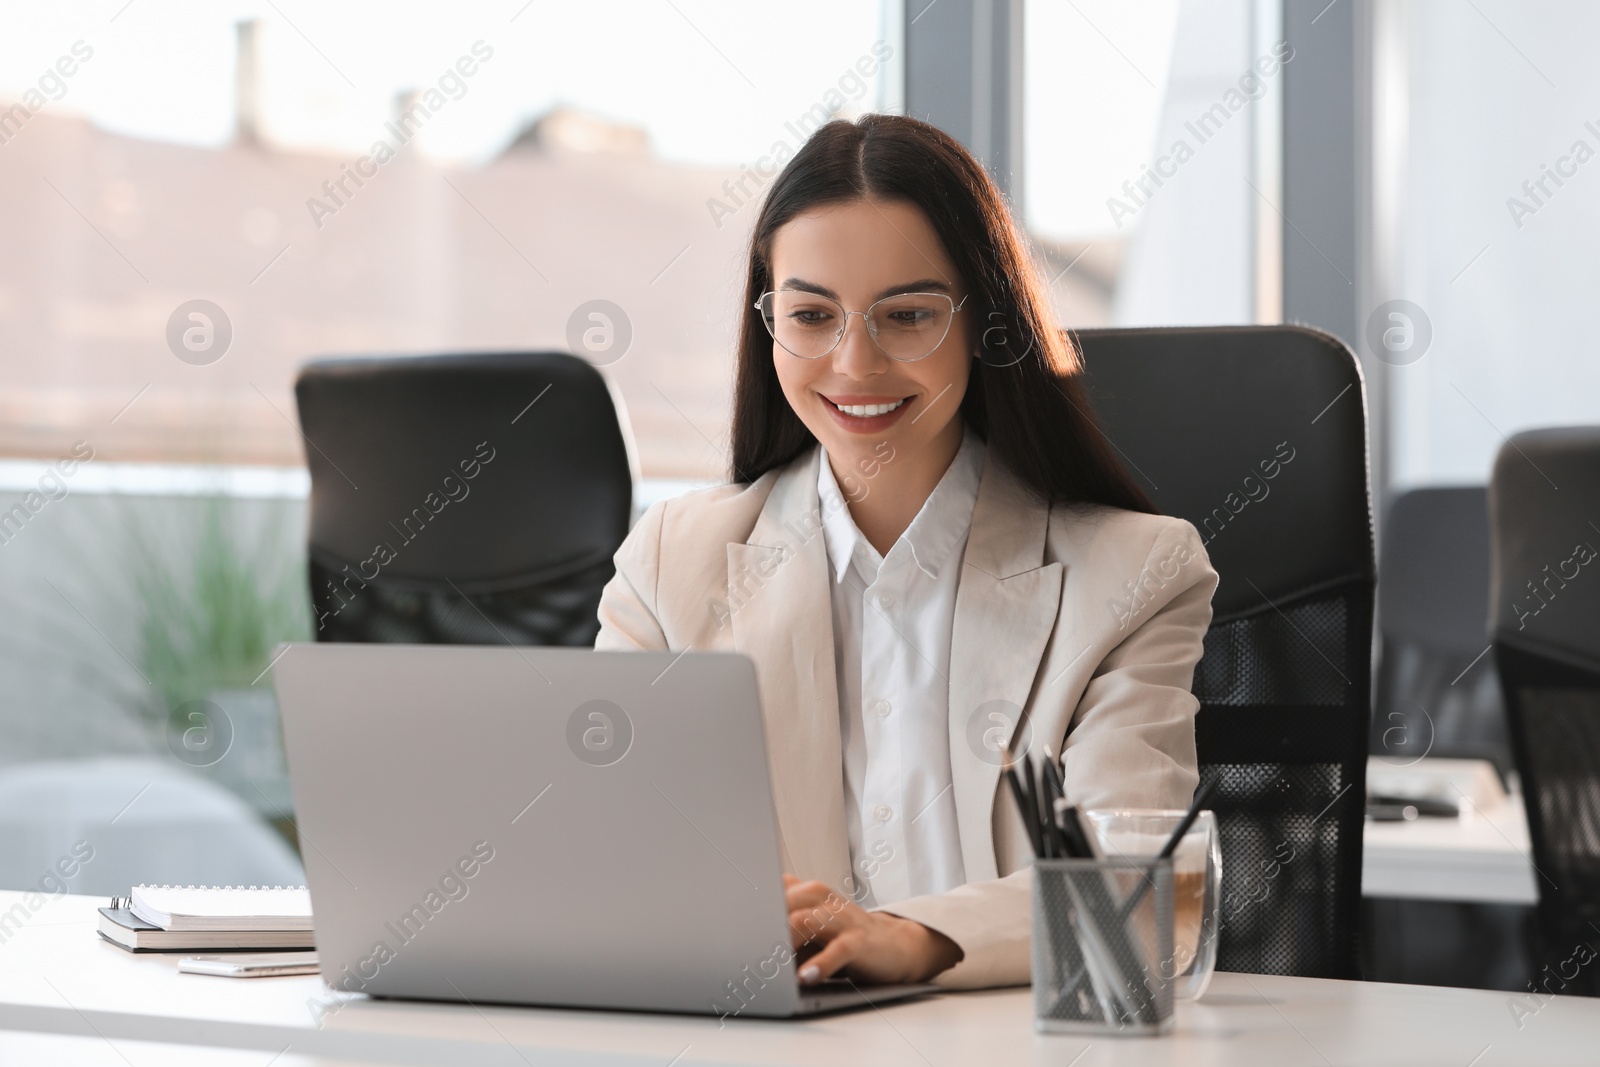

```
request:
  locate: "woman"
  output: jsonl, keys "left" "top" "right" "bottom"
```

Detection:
{"left": 596, "top": 114, "right": 1217, "bottom": 991}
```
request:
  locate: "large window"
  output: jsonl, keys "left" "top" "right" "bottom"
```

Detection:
{"left": 1370, "top": 0, "right": 1600, "bottom": 489}
{"left": 1023, "top": 0, "right": 1181, "bottom": 327}
{"left": 0, "top": 0, "right": 896, "bottom": 480}
{"left": 0, "top": 0, "right": 897, "bottom": 894}
{"left": 1024, "top": 0, "right": 1276, "bottom": 329}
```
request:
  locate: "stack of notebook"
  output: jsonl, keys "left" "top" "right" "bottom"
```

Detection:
{"left": 98, "top": 884, "right": 315, "bottom": 953}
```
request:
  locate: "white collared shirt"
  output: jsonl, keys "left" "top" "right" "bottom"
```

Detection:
{"left": 818, "top": 430, "right": 986, "bottom": 908}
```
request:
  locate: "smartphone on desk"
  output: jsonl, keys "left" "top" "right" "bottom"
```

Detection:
{"left": 178, "top": 952, "right": 319, "bottom": 978}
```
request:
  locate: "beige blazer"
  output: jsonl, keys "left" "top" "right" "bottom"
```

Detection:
{"left": 595, "top": 446, "right": 1218, "bottom": 989}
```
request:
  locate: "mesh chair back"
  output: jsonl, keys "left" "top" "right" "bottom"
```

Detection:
{"left": 1489, "top": 426, "right": 1600, "bottom": 992}
{"left": 1371, "top": 487, "right": 1510, "bottom": 776}
{"left": 295, "top": 352, "right": 632, "bottom": 646}
{"left": 1075, "top": 325, "right": 1374, "bottom": 979}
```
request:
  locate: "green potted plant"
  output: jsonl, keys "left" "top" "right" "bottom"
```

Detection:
{"left": 124, "top": 494, "right": 311, "bottom": 826}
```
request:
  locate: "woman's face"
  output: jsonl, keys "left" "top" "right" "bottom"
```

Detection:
{"left": 765, "top": 197, "right": 971, "bottom": 478}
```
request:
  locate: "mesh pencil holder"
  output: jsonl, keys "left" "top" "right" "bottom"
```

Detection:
{"left": 1032, "top": 856, "right": 1175, "bottom": 1035}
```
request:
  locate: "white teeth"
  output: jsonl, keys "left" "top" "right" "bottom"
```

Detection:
{"left": 834, "top": 399, "right": 907, "bottom": 417}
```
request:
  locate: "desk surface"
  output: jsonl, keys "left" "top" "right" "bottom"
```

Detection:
{"left": 0, "top": 892, "right": 1594, "bottom": 1065}
{"left": 1362, "top": 794, "right": 1540, "bottom": 904}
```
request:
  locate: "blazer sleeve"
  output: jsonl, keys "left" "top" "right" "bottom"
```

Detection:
{"left": 1059, "top": 518, "right": 1216, "bottom": 815}
{"left": 594, "top": 502, "right": 670, "bottom": 651}
{"left": 878, "top": 519, "right": 1218, "bottom": 990}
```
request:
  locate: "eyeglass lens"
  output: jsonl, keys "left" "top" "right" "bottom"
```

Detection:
{"left": 759, "top": 291, "right": 956, "bottom": 361}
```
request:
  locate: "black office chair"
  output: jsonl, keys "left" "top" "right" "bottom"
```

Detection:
{"left": 1075, "top": 325, "right": 1374, "bottom": 980}
{"left": 1490, "top": 426, "right": 1600, "bottom": 995}
{"left": 1370, "top": 487, "right": 1511, "bottom": 777}
{"left": 294, "top": 352, "right": 633, "bottom": 646}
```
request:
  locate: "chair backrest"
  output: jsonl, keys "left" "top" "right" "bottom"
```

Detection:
{"left": 1074, "top": 325, "right": 1374, "bottom": 980}
{"left": 1488, "top": 426, "right": 1600, "bottom": 991}
{"left": 294, "top": 352, "right": 633, "bottom": 646}
{"left": 1371, "top": 487, "right": 1510, "bottom": 776}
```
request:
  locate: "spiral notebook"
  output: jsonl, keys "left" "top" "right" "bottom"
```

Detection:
{"left": 128, "top": 884, "right": 313, "bottom": 932}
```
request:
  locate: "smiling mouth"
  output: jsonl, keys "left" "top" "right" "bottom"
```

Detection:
{"left": 827, "top": 397, "right": 910, "bottom": 418}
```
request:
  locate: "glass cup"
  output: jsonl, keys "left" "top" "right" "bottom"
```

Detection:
{"left": 1084, "top": 809, "right": 1221, "bottom": 1000}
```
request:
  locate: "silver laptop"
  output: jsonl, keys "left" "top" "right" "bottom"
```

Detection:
{"left": 272, "top": 643, "right": 936, "bottom": 1017}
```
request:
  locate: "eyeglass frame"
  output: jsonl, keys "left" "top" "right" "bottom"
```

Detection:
{"left": 753, "top": 288, "right": 972, "bottom": 363}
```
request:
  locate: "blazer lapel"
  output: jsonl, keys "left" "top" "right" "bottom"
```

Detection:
{"left": 948, "top": 453, "right": 1064, "bottom": 882}
{"left": 727, "top": 449, "right": 853, "bottom": 889}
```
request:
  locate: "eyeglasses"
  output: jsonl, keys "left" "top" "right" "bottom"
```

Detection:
{"left": 755, "top": 289, "right": 969, "bottom": 363}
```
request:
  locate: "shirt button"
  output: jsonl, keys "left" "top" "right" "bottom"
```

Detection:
{"left": 877, "top": 593, "right": 895, "bottom": 610}
{"left": 874, "top": 805, "right": 893, "bottom": 822}
{"left": 873, "top": 700, "right": 892, "bottom": 717}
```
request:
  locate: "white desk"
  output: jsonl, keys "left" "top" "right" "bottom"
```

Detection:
{"left": 1362, "top": 795, "right": 1540, "bottom": 905}
{"left": 1, "top": 893, "right": 1595, "bottom": 1065}
{"left": 0, "top": 1030, "right": 383, "bottom": 1066}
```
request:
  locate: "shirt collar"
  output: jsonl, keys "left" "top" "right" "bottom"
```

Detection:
{"left": 817, "top": 427, "right": 986, "bottom": 584}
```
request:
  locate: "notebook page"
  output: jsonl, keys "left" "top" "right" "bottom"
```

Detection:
{"left": 129, "top": 885, "right": 313, "bottom": 931}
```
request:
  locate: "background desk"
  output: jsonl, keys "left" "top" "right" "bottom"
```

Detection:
{"left": 1362, "top": 793, "right": 1539, "bottom": 904}
{"left": 1, "top": 893, "right": 1596, "bottom": 1065}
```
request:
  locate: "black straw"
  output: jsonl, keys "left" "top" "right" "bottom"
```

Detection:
{"left": 1116, "top": 776, "right": 1219, "bottom": 921}
{"left": 1157, "top": 777, "right": 1217, "bottom": 860}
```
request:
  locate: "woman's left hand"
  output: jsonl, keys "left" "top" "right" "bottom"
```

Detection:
{"left": 783, "top": 873, "right": 963, "bottom": 985}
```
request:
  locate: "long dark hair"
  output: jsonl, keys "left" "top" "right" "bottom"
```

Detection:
{"left": 730, "top": 113, "right": 1156, "bottom": 515}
